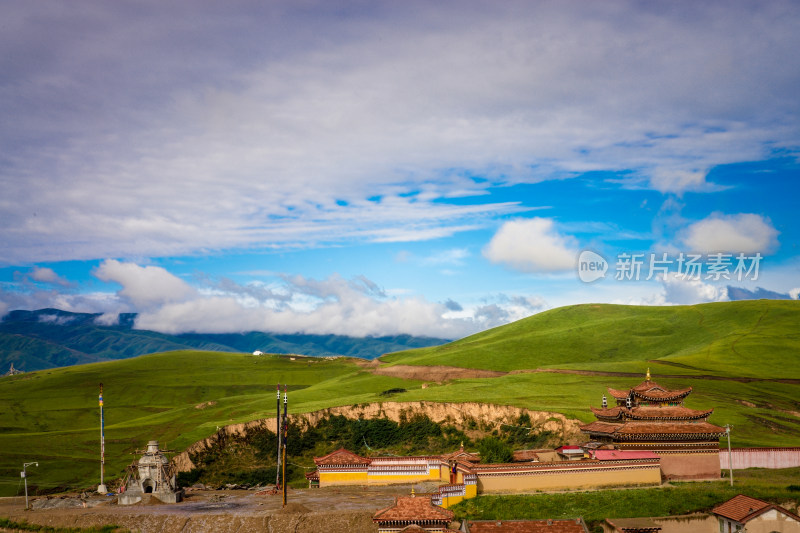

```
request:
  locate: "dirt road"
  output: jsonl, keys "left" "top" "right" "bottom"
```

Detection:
{"left": 0, "top": 485, "right": 422, "bottom": 533}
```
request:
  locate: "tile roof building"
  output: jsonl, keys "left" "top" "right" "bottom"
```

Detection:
{"left": 580, "top": 371, "right": 726, "bottom": 480}
{"left": 311, "top": 447, "right": 478, "bottom": 507}
{"left": 310, "top": 440, "right": 661, "bottom": 500}
{"left": 373, "top": 493, "right": 456, "bottom": 533}
{"left": 712, "top": 494, "right": 800, "bottom": 533}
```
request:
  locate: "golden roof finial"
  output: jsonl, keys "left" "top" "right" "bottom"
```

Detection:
{"left": 411, "top": 487, "right": 416, "bottom": 497}
{"left": 646, "top": 367, "right": 651, "bottom": 381}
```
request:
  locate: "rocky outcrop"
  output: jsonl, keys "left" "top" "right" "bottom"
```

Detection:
{"left": 172, "top": 401, "right": 583, "bottom": 472}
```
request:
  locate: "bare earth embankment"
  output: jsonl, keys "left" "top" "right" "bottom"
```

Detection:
{"left": 173, "top": 401, "right": 582, "bottom": 472}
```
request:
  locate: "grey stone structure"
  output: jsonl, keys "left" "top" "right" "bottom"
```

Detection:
{"left": 118, "top": 440, "right": 184, "bottom": 505}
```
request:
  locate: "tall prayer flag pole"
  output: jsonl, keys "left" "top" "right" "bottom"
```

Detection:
{"left": 97, "top": 383, "right": 107, "bottom": 493}
{"left": 276, "top": 384, "right": 281, "bottom": 489}
{"left": 282, "top": 385, "right": 288, "bottom": 507}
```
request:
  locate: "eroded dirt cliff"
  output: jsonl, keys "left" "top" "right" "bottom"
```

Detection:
{"left": 173, "top": 401, "right": 582, "bottom": 472}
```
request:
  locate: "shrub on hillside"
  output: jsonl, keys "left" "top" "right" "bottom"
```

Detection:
{"left": 477, "top": 436, "right": 513, "bottom": 464}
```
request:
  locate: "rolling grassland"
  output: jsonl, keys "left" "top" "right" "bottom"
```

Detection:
{"left": 1, "top": 300, "right": 798, "bottom": 497}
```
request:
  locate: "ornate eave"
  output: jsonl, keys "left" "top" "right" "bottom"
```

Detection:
{"left": 591, "top": 406, "right": 626, "bottom": 421}
{"left": 614, "top": 421, "right": 726, "bottom": 439}
{"left": 627, "top": 406, "right": 713, "bottom": 421}
{"left": 632, "top": 387, "right": 692, "bottom": 402}
{"left": 314, "top": 447, "right": 372, "bottom": 467}
{"left": 608, "top": 387, "right": 630, "bottom": 400}
{"left": 590, "top": 405, "right": 713, "bottom": 422}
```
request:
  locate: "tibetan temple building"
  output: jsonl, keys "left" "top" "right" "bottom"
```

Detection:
{"left": 310, "top": 444, "right": 661, "bottom": 500}
{"left": 580, "top": 371, "right": 726, "bottom": 480}
{"left": 373, "top": 493, "right": 456, "bottom": 533}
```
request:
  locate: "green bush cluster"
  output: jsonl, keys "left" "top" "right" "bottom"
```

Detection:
{"left": 179, "top": 411, "right": 560, "bottom": 487}
{"left": 293, "top": 412, "right": 466, "bottom": 455}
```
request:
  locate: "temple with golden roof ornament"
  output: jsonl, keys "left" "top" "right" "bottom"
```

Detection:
{"left": 580, "top": 370, "right": 726, "bottom": 480}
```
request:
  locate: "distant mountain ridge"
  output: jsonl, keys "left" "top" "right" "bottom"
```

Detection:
{"left": 0, "top": 308, "right": 449, "bottom": 371}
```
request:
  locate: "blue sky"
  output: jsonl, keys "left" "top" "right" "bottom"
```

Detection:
{"left": 1, "top": 1, "right": 799, "bottom": 339}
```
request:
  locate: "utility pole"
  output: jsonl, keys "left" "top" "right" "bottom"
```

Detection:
{"left": 22, "top": 462, "right": 38, "bottom": 510}
{"left": 282, "top": 385, "right": 288, "bottom": 507}
{"left": 98, "top": 383, "right": 107, "bottom": 493}
{"left": 276, "top": 384, "right": 281, "bottom": 490}
{"left": 724, "top": 424, "right": 733, "bottom": 486}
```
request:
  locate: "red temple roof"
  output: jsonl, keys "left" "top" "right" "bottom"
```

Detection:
{"left": 591, "top": 407, "right": 626, "bottom": 420}
{"left": 614, "top": 421, "right": 726, "bottom": 438}
{"left": 313, "top": 448, "right": 372, "bottom": 466}
{"left": 608, "top": 381, "right": 692, "bottom": 402}
{"left": 632, "top": 387, "right": 692, "bottom": 401}
{"left": 608, "top": 388, "right": 629, "bottom": 399}
{"left": 627, "top": 406, "right": 712, "bottom": 420}
{"left": 587, "top": 375, "right": 720, "bottom": 443}
{"left": 580, "top": 421, "right": 623, "bottom": 435}
{"left": 632, "top": 379, "right": 668, "bottom": 392}
{"left": 373, "top": 495, "right": 454, "bottom": 524}
{"left": 581, "top": 420, "right": 725, "bottom": 438}
{"left": 441, "top": 449, "right": 481, "bottom": 463}
{"left": 591, "top": 406, "right": 713, "bottom": 421}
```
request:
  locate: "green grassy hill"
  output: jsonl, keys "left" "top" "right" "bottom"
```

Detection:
{"left": 0, "top": 300, "right": 798, "bottom": 497}
{"left": 382, "top": 300, "right": 800, "bottom": 378}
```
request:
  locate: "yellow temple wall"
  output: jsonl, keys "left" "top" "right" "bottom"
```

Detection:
{"left": 318, "top": 471, "right": 369, "bottom": 485}
{"left": 477, "top": 464, "right": 661, "bottom": 493}
{"left": 365, "top": 472, "right": 437, "bottom": 485}
{"left": 439, "top": 493, "right": 465, "bottom": 508}
{"left": 437, "top": 481, "right": 477, "bottom": 508}
{"left": 320, "top": 466, "right": 442, "bottom": 486}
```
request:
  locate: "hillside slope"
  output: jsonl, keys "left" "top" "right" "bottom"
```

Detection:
{"left": 1, "top": 300, "right": 798, "bottom": 497}
{"left": 381, "top": 300, "right": 800, "bottom": 378}
{"left": 0, "top": 308, "right": 448, "bottom": 371}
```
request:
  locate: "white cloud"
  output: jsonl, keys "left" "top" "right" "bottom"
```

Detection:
{"left": 647, "top": 169, "right": 724, "bottom": 195}
{"left": 484, "top": 218, "right": 577, "bottom": 273}
{"left": 92, "top": 260, "right": 196, "bottom": 311}
{"left": 790, "top": 288, "right": 800, "bottom": 300}
{"left": 683, "top": 213, "right": 779, "bottom": 254}
{"left": 611, "top": 274, "right": 729, "bottom": 306}
{"left": 63, "top": 261, "right": 548, "bottom": 338}
{"left": 659, "top": 273, "right": 729, "bottom": 305}
{"left": 129, "top": 272, "right": 479, "bottom": 338}
{"left": 422, "top": 248, "right": 470, "bottom": 266}
{"left": 29, "top": 266, "right": 72, "bottom": 287}
{"left": 94, "top": 313, "right": 121, "bottom": 326}
{"left": 1, "top": 2, "right": 799, "bottom": 263}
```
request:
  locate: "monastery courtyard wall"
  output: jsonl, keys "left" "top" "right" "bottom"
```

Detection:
{"left": 475, "top": 460, "right": 661, "bottom": 493}
{"left": 657, "top": 450, "right": 721, "bottom": 480}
